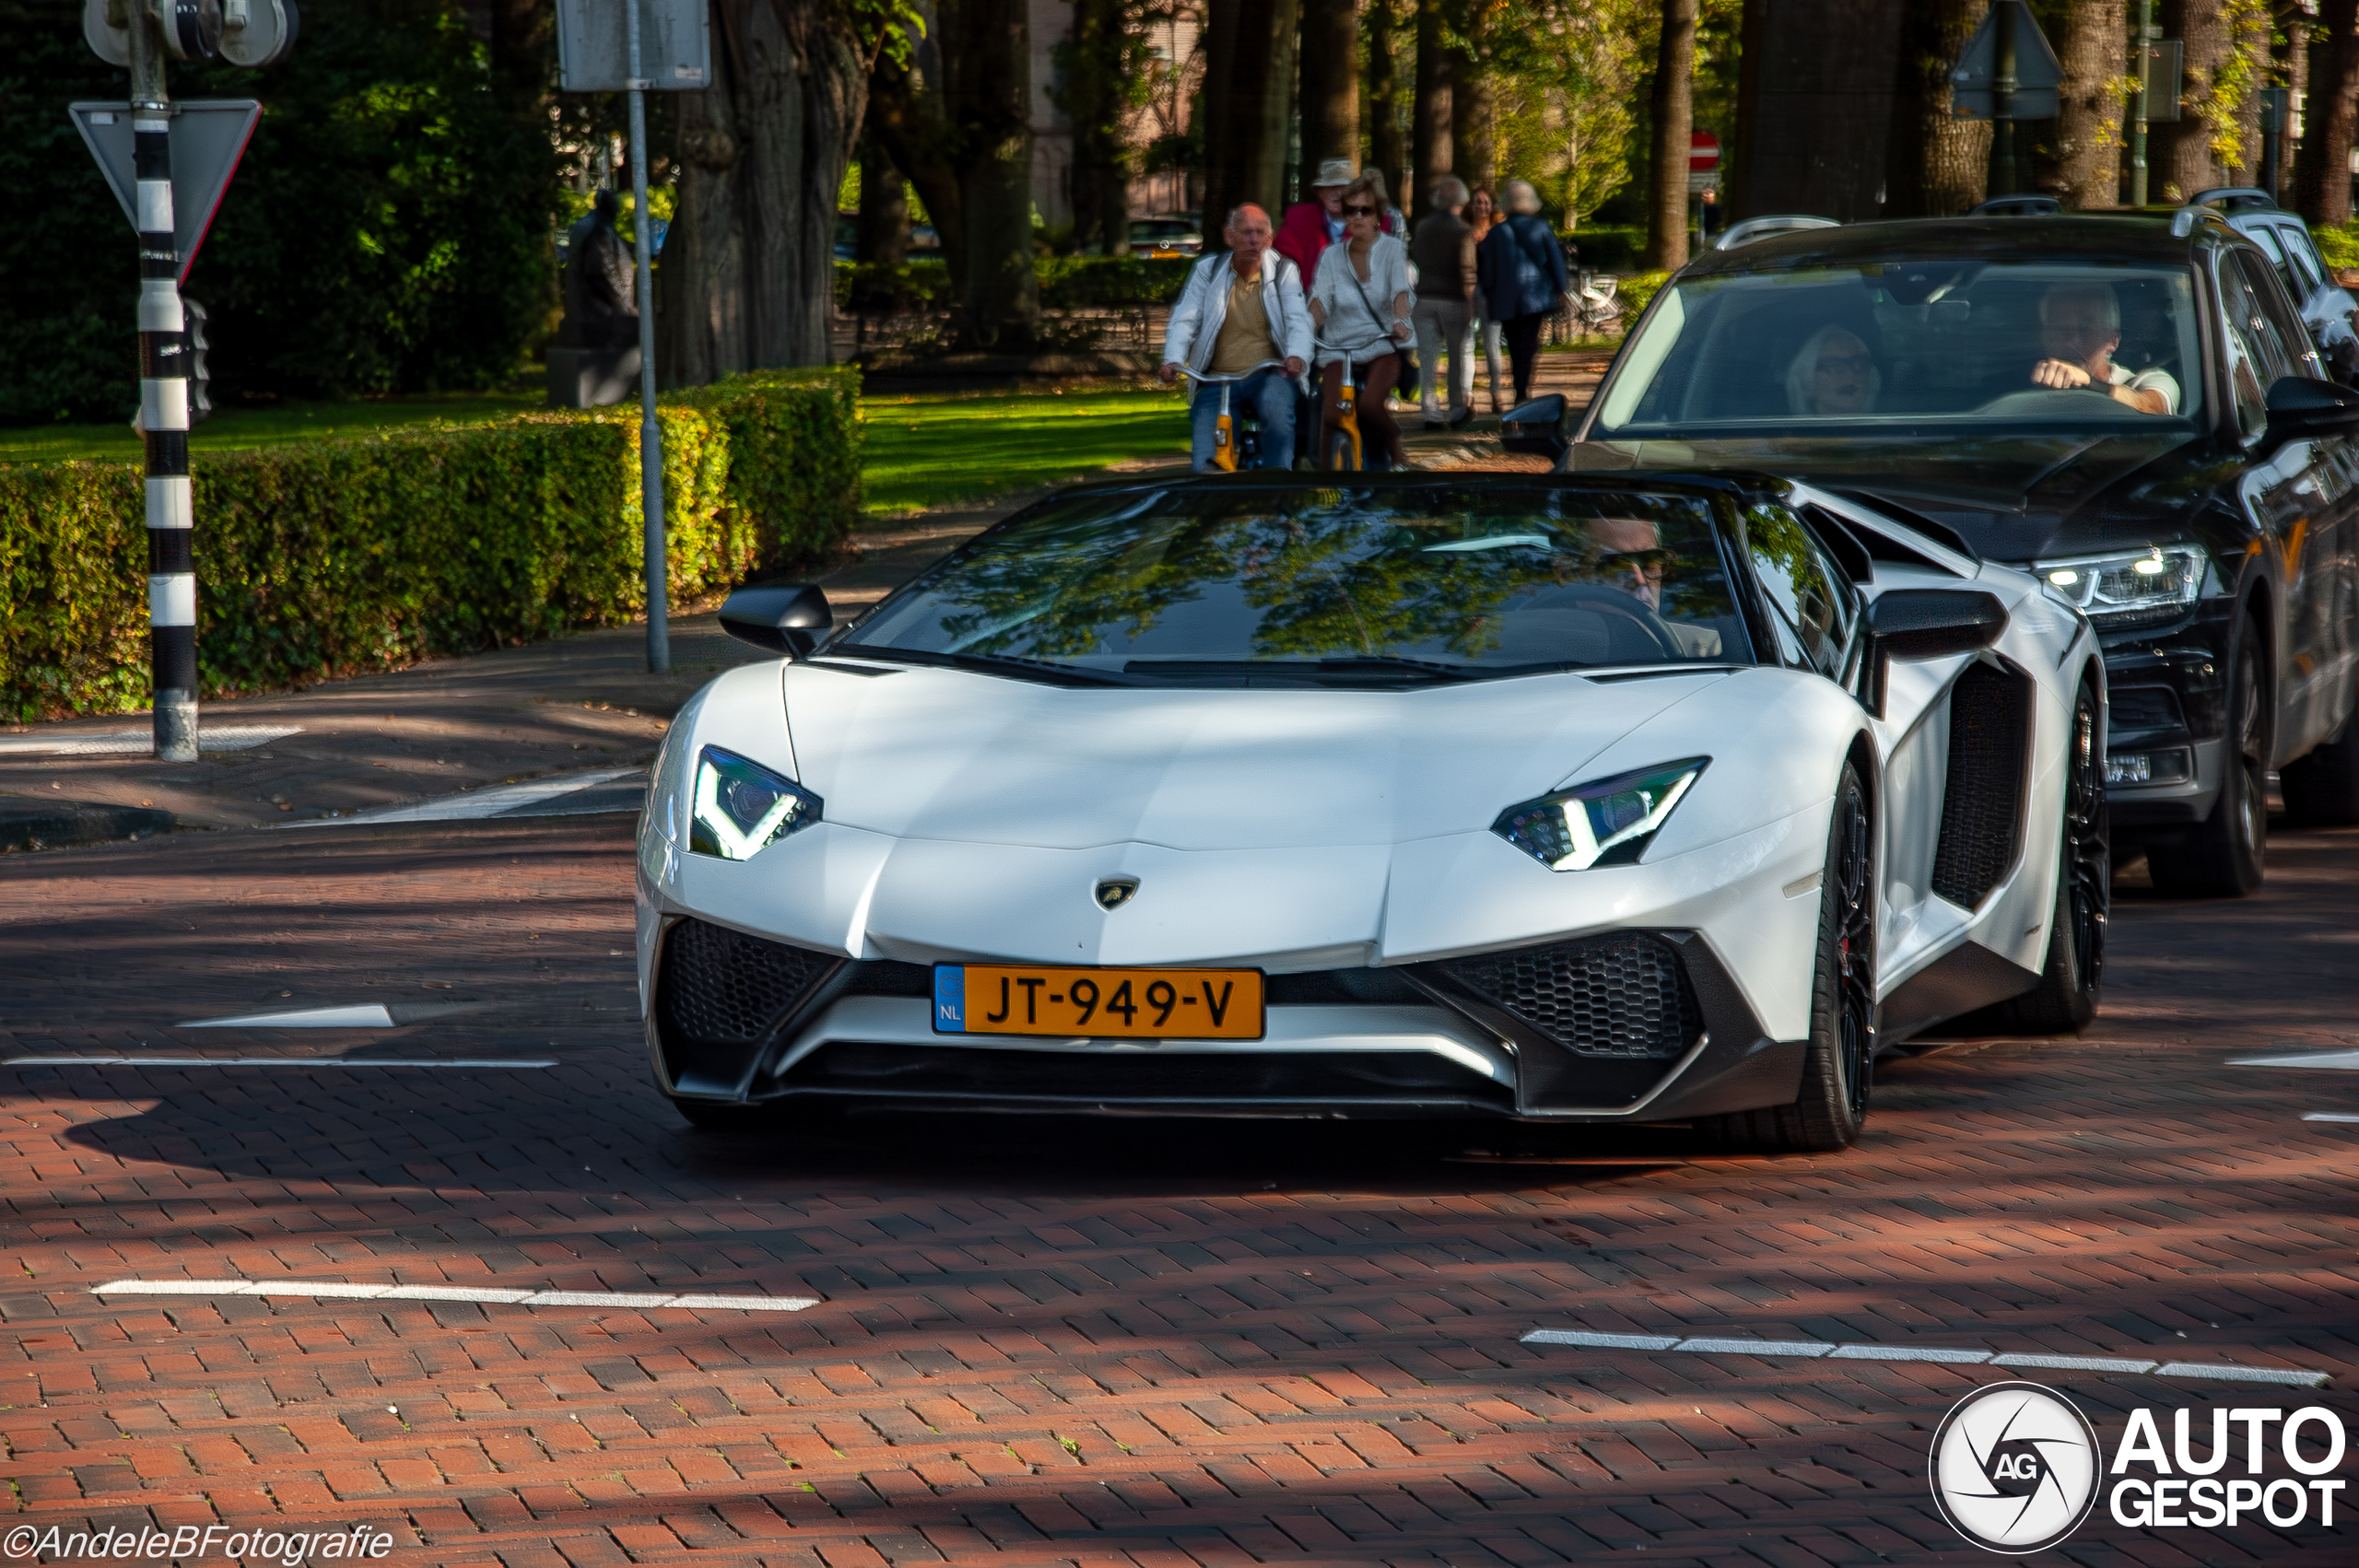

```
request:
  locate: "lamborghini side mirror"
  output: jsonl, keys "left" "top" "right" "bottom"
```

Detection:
{"left": 720, "top": 583, "right": 832, "bottom": 657}
{"left": 1862, "top": 588, "right": 2007, "bottom": 716}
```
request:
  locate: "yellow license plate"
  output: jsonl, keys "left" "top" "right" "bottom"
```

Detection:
{"left": 933, "top": 965, "right": 1264, "bottom": 1039}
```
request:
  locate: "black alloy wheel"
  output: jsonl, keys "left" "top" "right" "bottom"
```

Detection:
{"left": 2150, "top": 623, "right": 2268, "bottom": 897}
{"left": 1701, "top": 761, "right": 1874, "bottom": 1153}
{"left": 1976, "top": 678, "right": 2109, "bottom": 1034}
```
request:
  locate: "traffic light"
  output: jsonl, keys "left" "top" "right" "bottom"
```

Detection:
{"left": 183, "top": 298, "right": 212, "bottom": 425}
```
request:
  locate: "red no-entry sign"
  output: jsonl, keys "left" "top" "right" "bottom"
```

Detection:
{"left": 1689, "top": 131, "right": 1721, "bottom": 172}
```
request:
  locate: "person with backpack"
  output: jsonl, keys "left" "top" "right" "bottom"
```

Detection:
{"left": 1159, "top": 204, "right": 1311, "bottom": 471}
{"left": 1476, "top": 180, "right": 1569, "bottom": 405}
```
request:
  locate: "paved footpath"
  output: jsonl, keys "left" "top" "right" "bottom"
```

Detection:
{"left": 0, "top": 800, "right": 2353, "bottom": 1566}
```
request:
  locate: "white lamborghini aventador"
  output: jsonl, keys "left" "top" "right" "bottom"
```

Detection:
{"left": 634, "top": 472, "right": 2107, "bottom": 1151}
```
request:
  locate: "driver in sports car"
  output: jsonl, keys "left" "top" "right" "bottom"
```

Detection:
{"left": 1585, "top": 515, "right": 1722, "bottom": 658}
{"left": 2027, "top": 282, "right": 2178, "bottom": 414}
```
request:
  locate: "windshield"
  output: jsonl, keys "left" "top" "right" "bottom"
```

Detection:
{"left": 840, "top": 486, "right": 1755, "bottom": 684}
{"left": 1597, "top": 257, "right": 2205, "bottom": 434}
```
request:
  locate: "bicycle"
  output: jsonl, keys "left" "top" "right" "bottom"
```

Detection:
{"left": 1312, "top": 334, "right": 1403, "bottom": 472}
{"left": 1178, "top": 359, "right": 1286, "bottom": 472}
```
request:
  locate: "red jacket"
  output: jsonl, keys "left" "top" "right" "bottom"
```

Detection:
{"left": 1273, "top": 200, "right": 1401, "bottom": 281}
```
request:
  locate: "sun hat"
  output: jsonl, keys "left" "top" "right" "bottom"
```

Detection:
{"left": 1312, "top": 158, "right": 1356, "bottom": 188}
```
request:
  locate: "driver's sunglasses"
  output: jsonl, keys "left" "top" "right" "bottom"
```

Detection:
{"left": 1343, "top": 204, "right": 1377, "bottom": 216}
{"left": 1817, "top": 352, "right": 1873, "bottom": 375}
{"left": 1593, "top": 548, "right": 1675, "bottom": 577}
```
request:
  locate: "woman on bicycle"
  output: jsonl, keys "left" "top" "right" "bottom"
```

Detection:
{"left": 1308, "top": 171, "right": 1415, "bottom": 470}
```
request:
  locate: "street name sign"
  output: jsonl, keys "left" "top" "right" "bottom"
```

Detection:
{"left": 557, "top": 0, "right": 710, "bottom": 91}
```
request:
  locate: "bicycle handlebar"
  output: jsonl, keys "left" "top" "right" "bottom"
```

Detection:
{"left": 1177, "top": 360, "right": 1285, "bottom": 383}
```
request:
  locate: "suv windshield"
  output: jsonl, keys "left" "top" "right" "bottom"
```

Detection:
{"left": 840, "top": 485, "right": 1755, "bottom": 684}
{"left": 1597, "top": 256, "right": 2204, "bottom": 434}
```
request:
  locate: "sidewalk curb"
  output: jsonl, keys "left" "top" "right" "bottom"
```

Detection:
{"left": 0, "top": 797, "right": 175, "bottom": 853}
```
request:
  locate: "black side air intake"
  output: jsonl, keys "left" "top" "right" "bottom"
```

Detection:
{"left": 1931, "top": 661, "right": 2031, "bottom": 909}
{"left": 1435, "top": 933, "right": 1703, "bottom": 1060}
{"left": 653, "top": 919, "right": 841, "bottom": 1095}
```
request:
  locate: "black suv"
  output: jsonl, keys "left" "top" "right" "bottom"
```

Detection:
{"left": 1563, "top": 212, "right": 2359, "bottom": 895}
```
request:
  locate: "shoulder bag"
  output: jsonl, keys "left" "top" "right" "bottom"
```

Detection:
{"left": 1344, "top": 245, "right": 1419, "bottom": 401}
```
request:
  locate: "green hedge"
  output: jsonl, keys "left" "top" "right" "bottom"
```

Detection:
{"left": 0, "top": 367, "right": 861, "bottom": 722}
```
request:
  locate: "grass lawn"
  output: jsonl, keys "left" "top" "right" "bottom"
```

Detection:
{"left": 0, "top": 383, "right": 1194, "bottom": 521}
{"left": 858, "top": 385, "right": 1186, "bottom": 518}
{"left": 0, "top": 392, "right": 543, "bottom": 464}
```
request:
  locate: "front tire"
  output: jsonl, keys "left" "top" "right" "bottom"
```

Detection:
{"left": 2149, "top": 621, "right": 2267, "bottom": 897}
{"left": 1971, "top": 678, "right": 2108, "bottom": 1034}
{"left": 1699, "top": 761, "right": 1875, "bottom": 1153}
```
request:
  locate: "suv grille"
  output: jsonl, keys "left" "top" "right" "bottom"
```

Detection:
{"left": 656, "top": 918, "right": 839, "bottom": 1049}
{"left": 1437, "top": 933, "right": 1701, "bottom": 1059}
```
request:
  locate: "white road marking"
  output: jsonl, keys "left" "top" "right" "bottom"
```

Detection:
{"left": 6, "top": 1057, "right": 557, "bottom": 1069}
{"left": 182, "top": 1003, "right": 396, "bottom": 1028}
{"left": 91, "top": 1280, "right": 820, "bottom": 1312}
{"left": 2303, "top": 1112, "right": 2359, "bottom": 1123}
{"left": 297, "top": 766, "right": 640, "bottom": 827}
{"left": 2229, "top": 1049, "right": 2359, "bottom": 1070}
{"left": 0, "top": 724, "right": 300, "bottom": 756}
{"left": 1520, "top": 1329, "right": 2328, "bottom": 1386}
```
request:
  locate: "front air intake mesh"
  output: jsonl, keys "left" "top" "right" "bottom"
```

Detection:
{"left": 656, "top": 918, "right": 839, "bottom": 1049}
{"left": 1931, "top": 661, "right": 2029, "bottom": 909}
{"left": 1438, "top": 933, "right": 1702, "bottom": 1059}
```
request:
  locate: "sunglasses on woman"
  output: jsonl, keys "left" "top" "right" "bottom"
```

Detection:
{"left": 1343, "top": 204, "right": 1376, "bottom": 216}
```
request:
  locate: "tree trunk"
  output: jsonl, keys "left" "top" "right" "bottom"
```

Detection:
{"left": 1450, "top": 27, "right": 1495, "bottom": 197}
{"left": 940, "top": 0, "right": 1038, "bottom": 347}
{"left": 1367, "top": 0, "right": 1409, "bottom": 206}
{"left": 2151, "top": 0, "right": 2227, "bottom": 201}
{"left": 866, "top": 35, "right": 969, "bottom": 288}
{"left": 1062, "top": 0, "right": 1133, "bottom": 254}
{"left": 659, "top": 0, "right": 868, "bottom": 386}
{"left": 2297, "top": 0, "right": 2359, "bottom": 225}
{"left": 2054, "top": 0, "right": 2125, "bottom": 208}
{"left": 1412, "top": 0, "right": 1453, "bottom": 197}
{"left": 1883, "top": 0, "right": 1990, "bottom": 218}
{"left": 1645, "top": 0, "right": 1698, "bottom": 269}
{"left": 1299, "top": 0, "right": 1359, "bottom": 181}
{"left": 856, "top": 140, "right": 909, "bottom": 264}
{"left": 1203, "top": 0, "right": 1300, "bottom": 229}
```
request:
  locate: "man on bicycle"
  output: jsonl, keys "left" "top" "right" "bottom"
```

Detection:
{"left": 1160, "top": 205, "right": 1311, "bottom": 472}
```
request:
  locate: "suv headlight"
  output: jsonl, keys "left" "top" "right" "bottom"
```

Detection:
{"left": 2035, "top": 544, "right": 2207, "bottom": 631}
{"left": 1493, "top": 758, "right": 1708, "bottom": 871}
{"left": 689, "top": 746, "right": 822, "bottom": 860}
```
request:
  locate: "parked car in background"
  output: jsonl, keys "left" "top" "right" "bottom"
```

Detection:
{"left": 1567, "top": 211, "right": 2359, "bottom": 897}
{"left": 1128, "top": 216, "right": 1203, "bottom": 256}
{"left": 2187, "top": 188, "right": 2359, "bottom": 382}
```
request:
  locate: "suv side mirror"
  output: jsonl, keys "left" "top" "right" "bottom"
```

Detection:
{"left": 720, "top": 583, "right": 832, "bottom": 657}
{"left": 2264, "top": 374, "right": 2359, "bottom": 437}
{"left": 1862, "top": 588, "right": 2007, "bottom": 716}
{"left": 1500, "top": 394, "right": 1568, "bottom": 467}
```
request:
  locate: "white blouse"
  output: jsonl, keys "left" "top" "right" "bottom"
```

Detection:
{"left": 1311, "top": 234, "right": 1415, "bottom": 365}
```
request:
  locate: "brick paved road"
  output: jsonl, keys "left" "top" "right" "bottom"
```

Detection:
{"left": 0, "top": 817, "right": 2353, "bottom": 1566}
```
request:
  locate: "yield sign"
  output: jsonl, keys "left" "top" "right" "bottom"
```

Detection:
{"left": 1948, "top": 1, "right": 2062, "bottom": 120}
{"left": 69, "top": 99, "right": 263, "bottom": 284}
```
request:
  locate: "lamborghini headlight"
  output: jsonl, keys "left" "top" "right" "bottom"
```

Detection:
{"left": 1492, "top": 758, "right": 1708, "bottom": 871}
{"left": 688, "top": 746, "right": 822, "bottom": 860}
{"left": 2035, "top": 544, "right": 2207, "bottom": 631}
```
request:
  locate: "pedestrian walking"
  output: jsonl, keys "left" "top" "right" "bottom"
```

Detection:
{"left": 1466, "top": 187, "right": 1508, "bottom": 414}
{"left": 1476, "top": 180, "right": 1568, "bottom": 406}
{"left": 1309, "top": 172, "right": 1415, "bottom": 469}
{"left": 1410, "top": 175, "right": 1477, "bottom": 428}
{"left": 1159, "top": 205, "right": 1312, "bottom": 471}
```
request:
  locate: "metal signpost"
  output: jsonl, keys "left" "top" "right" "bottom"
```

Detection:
{"left": 556, "top": 0, "right": 710, "bottom": 676}
{"left": 1950, "top": 0, "right": 2061, "bottom": 200}
{"left": 77, "top": 0, "right": 290, "bottom": 761}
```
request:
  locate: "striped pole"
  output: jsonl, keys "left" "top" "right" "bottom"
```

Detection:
{"left": 130, "top": 21, "right": 197, "bottom": 761}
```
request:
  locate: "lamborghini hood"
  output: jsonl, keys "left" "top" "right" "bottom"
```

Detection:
{"left": 778, "top": 661, "right": 1731, "bottom": 851}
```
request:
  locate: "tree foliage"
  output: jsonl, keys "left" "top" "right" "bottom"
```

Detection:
{"left": 0, "top": 0, "right": 558, "bottom": 425}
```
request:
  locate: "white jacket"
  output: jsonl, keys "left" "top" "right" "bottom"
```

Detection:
{"left": 1161, "top": 251, "right": 1313, "bottom": 374}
